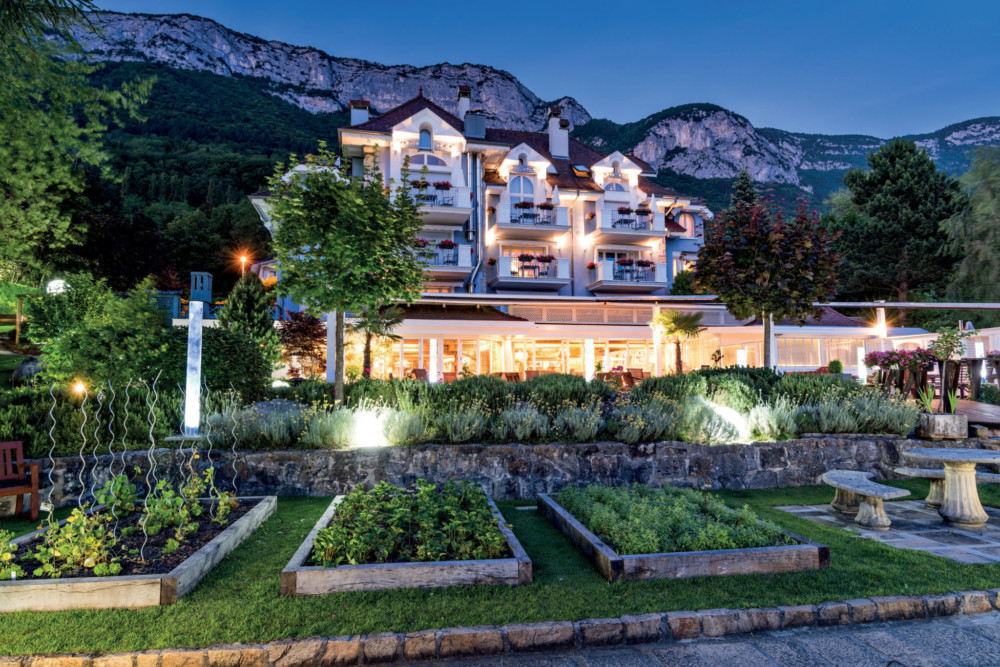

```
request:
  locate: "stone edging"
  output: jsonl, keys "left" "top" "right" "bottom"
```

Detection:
{"left": 8, "top": 589, "right": 1000, "bottom": 665}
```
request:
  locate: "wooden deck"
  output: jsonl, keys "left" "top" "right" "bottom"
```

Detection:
{"left": 957, "top": 400, "right": 1000, "bottom": 428}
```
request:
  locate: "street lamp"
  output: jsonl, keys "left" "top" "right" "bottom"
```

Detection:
{"left": 240, "top": 255, "right": 248, "bottom": 276}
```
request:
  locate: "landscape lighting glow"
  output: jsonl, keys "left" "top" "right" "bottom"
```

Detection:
{"left": 352, "top": 407, "right": 387, "bottom": 448}
{"left": 706, "top": 400, "right": 751, "bottom": 443}
{"left": 73, "top": 381, "right": 85, "bottom": 394}
{"left": 46, "top": 279, "right": 66, "bottom": 295}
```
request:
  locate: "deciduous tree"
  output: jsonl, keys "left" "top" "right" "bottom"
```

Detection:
{"left": 695, "top": 200, "right": 840, "bottom": 369}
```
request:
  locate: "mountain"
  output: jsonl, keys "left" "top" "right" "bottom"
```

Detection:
{"left": 71, "top": 11, "right": 1000, "bottom": 210}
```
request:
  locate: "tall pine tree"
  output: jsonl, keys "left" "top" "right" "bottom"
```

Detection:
{"left": 217, "top": 272, "right": 280, "bottom": 367}
{"left": 730, "top": 169, "right": 758, "bottom": 209}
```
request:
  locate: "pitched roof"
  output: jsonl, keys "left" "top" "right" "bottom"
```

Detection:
{"left": 400, "top": 303, "right": 527, "bottom": 322}
{"left": 744, "top": 307, "right": 865, "bottom": 328}
{"left": 347, "top": 93, "right": 699, "bottom": 200}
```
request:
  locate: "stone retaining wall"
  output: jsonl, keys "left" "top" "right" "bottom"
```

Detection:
{"left": 6, "top": 589, "right": 1000, "bottom": 665}
{"left": 26, "top": 436, "right": 982, "bottom": 507}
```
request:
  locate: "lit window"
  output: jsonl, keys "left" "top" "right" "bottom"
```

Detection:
{"left": 419, "top": 129, "right": 432, "bottom": 151}
{"left": 510, "top": 175, "right": 534, "bottom": 206}
{"left": 678, "top": 213, "right": 695, "bottom": 235}
{"left": 409, "top": 154, "right": 447, "bottom": 167}
{"left": 604, "top": 182, "right": 625, "bottom": 191}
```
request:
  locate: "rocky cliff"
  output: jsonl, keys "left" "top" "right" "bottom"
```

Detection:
{"left": 72, "top": 11, "right": 1000, "bottom": 197}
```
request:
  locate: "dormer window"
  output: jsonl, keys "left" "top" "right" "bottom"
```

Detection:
{"left": 604, "top": 182, "right": 626, "bottom": 192}
{"left": 509, "top": 175, "right": 534, "bottom": 205}
{"left": 418, "top": 128, "right": 432, "bottom": 151}
{"left": 410, "top": 154, "right": 448, "bottom": 167}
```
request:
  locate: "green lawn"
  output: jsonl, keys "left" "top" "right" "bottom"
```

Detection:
{"left": 0, "top": 352, "right": 25, "bottom": 387}
{"left": 1, "top": 480, "right": 999, "bottom": 656}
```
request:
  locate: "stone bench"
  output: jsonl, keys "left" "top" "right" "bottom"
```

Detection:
{"left": 894, "top": 467, "right": 1000, "bottom": 508}
{"left": 822, "top": 470, "right": 910, "bottom": 531}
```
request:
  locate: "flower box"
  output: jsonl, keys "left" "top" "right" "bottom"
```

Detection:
{"left": 635, "top": 208, "right": 652, "bottom": 217}
{"left": 536, "top": 255, "right": 555, "bottom": 263}
{"left": 636, "top": 259, "right": 653, "bottom": 268}
{"left": 487, "top": 257, "right": 497, "bottom": 266}
{"left": 517, "top": 253, "right": 536, "bottom": 263}
{"left": 437, "top": 239, "right": 457, "bottom": 249}
{"left": 486, "top": 206, "right": 496, "bottom": 215}
{"left": 410, "top": 179, "right": 430, "bottom": 190}
{"left": 413, "top": 238, "right": 430, "bottom": 248}
{"left": 616, "top": 258, "right": 634, "bottom": 266}
{"left": 0, "top": 497, "right": 276, "bottom": 612}
{"left": 586, "top": 261, "right": 597, "bottom": 270}
{"left": 537, "top": 202, "right": 555, "bottom": 211}
{"left": 585, "top": 211, "right": 596, "bottom": 220}
{"left": 617, "top": 206, "right": 634, "bottom": 215}
{"left": 280, "top": 493, "right": 531, "bottom": 594}
{"left": 513, "top": 201, "right": 534, "bottom": 210}
{"left": 537, "top": 493, "right": 828, "bottom": 583}
{"left": 433, "top": 181, "right": 452, "bottom": 191}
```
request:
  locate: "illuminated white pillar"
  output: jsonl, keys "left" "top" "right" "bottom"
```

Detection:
{"left": 502, "top": 336, "right": 514, "bottom": 372}
{"left": 584, "top": 338, "right": 596, "bottom": 381}
{"left": 184, "top": 300, "right": 203, "bottom": 436}
{"left": 876, "top": 306, "right": 887, "bottom": 339}
{"left": 457, "top": 339, "right": 463, "bottom": 377}
{"left": 397, "top": 339, "right": 404, "bottom": 379}
{"left": 857, "top": 346, "right": 868, "bottom": 384}
{"left": 603, "top": 341, "right": 610, "bottom": 372}
{"left": 767, "top": 315, "right": 779, "bottom": 370}
{"left": 418, "top": 339, "right": 424, "bottom": 370}
{"left": 429, "top": 338, "right": 441, "bottom": 383}
{"left": 736, "top": 348, "right": 748, "bottom": 368}
{"left": 652, "top": 305, "right": 662, "bottom": 376}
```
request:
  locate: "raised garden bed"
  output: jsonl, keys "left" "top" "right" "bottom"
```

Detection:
{"left": 0, "top": 496, "right": 276, "bottom": 612}
{"left": 281, "top": 482, "right": 531, "bottom": 594}
{"left": 537, "top": 487, "right": 828, "bottom": 582}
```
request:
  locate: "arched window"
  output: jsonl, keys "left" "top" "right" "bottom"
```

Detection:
{"left": 418, "top": 128, "right": 432, "bottom": 151}
{"left": 409, "top": 154, "right": 448, "bottom": 167}
{"left": 604, "top": 182, "right": 625, "bottom": 191}
{"left": 509, "top": 175, "right": 533, "bottom": 205}
{"left": 678, "top": 213, "right": 695, "bottom": 235}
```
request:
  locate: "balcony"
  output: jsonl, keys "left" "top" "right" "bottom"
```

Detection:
{"left": 493, "top": 204, "right": 570, "bottom": 241}
{"left": 419, "top": 245, "right": 473, "bottom": 280}
{"left": 586, "top": 209, "right": 664, "bottom": 244}
{"left": 586, "top": 259, "right": 668, "bottom": 294}
{"left": 410, "top": 186, "right": 473, "bottom": 225}
{"left": 488, "top": 257, "right": 571, "bottom": 291}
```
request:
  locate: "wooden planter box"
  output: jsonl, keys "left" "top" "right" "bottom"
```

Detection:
{"left": 0, "top": 496, "right": 276, "bottom": 612}
{"left": 281, "top": 495, "right": 531, "bottom": 595}
{"left": 537, "top": 493, "right": 829, "bottom": 582}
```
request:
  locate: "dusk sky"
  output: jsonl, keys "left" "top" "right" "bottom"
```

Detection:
{"left": 97, "top": 0, "right": 1000, "bottom": 137}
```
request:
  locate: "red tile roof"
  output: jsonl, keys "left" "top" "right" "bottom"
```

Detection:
{"left": 347, "top": 94, "right": 699, "bottom": 201}
{"left": 744, "top": 307, "right": 865, "bottom": 328}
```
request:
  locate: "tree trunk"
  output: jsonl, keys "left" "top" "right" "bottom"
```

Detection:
{"left": 763, "top": 313, "right": 773, "bottom": 370}
{"left": 363, "top": 333, "right": 373, "bottom": 378}
{"left": 674, "top": 340, "right": 683, "bottom": 375}
{"left": 334, "top": 310, "right": 346, "bottom": 405}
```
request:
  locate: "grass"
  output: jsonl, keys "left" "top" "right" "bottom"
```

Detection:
{"left": 0, "top": 352, "right": 25, "bottom": 387}
{"left": 2, "top": 481, "right": 1000, "bottom": 655}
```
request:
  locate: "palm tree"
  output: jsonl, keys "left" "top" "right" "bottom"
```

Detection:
{"left": 348, "top": 305, "right": 405, "bottom": 378}
{"left": 652, "top": 310, "right": 705, "bottom": 375}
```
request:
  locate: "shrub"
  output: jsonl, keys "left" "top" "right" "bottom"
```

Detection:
{"left": 384, "top": 409, "right": 425, "bottom": 446}
{"left": 679, "top": 397, "right": 739, "bottom": 444}
{"left": 979, "top": 383, "right": 1000, "bottom": 406}
{"left": 556, "top": 483, "right": 794, "bottom": 555}
{"left": 793, "top": 400, "right": 860, "bottom": 434}
{"left": 773, "top": 374, "right": 863, "bottom": 404}
{"left": 607, "top": 396, "right": 681, "bottom": 444}
{"left": 299, "top": 409, "right": 354, "bottom": 449}
{"left": 311, "top": 480, "right": 509, "bottom": 566}
{"left": 493, "top": 404, "right": 550, "bottom": 442}
{"left": 850, "top": 394, "right": 919, "bottom": 436}
{"left": 633, "top": 373, "right": 707, "bottom": 402}
{"left": 22, "top": 273, "right": 114, "bottom": 345}
{"left": 436, "top": 400, "right": 491, "bottom": 443}
{"left": 429, "top": 375, "right": 523, "bottom": 413}
{"left": 828, "top": 359, "right": 844, "bottom": 374}
{"left": 525, "top": 374, "right": 612, "bottom": 413}
{"left": 748, "top": 396, "right": 799, "bottom": 440}
{"left": 706, "top": 375, "right": 758, "bottom": 414}
{"left": 344, "top": 378, "right": 430, "bottom": 410}
{"left": 700, "top": 366, "right": 780, "bottom": 401}
{"left": 552, "top": 401, "right": 604, "bottom": 442}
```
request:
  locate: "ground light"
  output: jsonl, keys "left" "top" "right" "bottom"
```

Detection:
{"left": 46, "top": 279, "right": 66, "bottom": 295}
{"left": 352, "top": 406, "right": 388, "bottom": 448}
{"left": 706, "top": 399, "right": 751, "bottom": 442}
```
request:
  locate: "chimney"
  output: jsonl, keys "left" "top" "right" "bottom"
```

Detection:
{"left": 349, "top": 99, "right": 370, "bottom": 126}
{"left": 547, "top": 107, "right": 568, "bottom": 159}
{"left": 457, "top": 85, "right": 471, "bottom": 120}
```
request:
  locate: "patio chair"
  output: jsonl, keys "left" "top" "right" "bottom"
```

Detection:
{"left": 628, "top": 368, "right": 645, "bottom": 381}
{"left": 503, "top": 372, "right": 522, "bottom": 382}
{"left": 0, "top": 441, "right": 39, "bottom": 521}
{"left": 410, "top": 369, "right": 428, "bottom": 382}
{"left": 442, "top": 372, "right": 457, "bottom": 383}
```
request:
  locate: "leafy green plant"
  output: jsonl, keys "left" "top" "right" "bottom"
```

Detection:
{"left": 607, "top": 396, "right": 681, "bottom": 444}
{"left": 773, "top": 374, "right": 863, "bottom": 404}
{"left": 556, "top": 484, "right": 794, "bottom": 556}
{"left": 32, "top": 508, "right": 121, "bottom": 578}
{"left": 946, "top": 389, "right": 959, "bottom": 415}
{"left": 436, "top": 400, "right": 492, "bottom": 443}
{"left": 0, "top": 530, "right": 24, "bottom": 581}
{"left": 383, "top": 408, "right": 425, "bottom": 446}
{"left": 142, "top": 481, "right": 199, "bottom": 541}
{"left": 679, "top": 397, "right": 738, "bottom": 444}
{"left": 748, "top": 396, "right": 799, "bottom": 440}
{"left": 96, "top": 474, "right": 139, "bottom": 515}
{"left": 493, "top": 404, "right": 550, "bottom": 442}
{"left": 552, "top": 400, "right": 604, "bottom": 442}
{"left": 916, "top": 385, "right": 936, "bottom": 413}
{"left": 828, "top": 360, "right": 844, "bottom": 374}
{"left": 633, "top": 373, "right": 707, "bottom": 402}
{"left": 978, "top": 383, "right": 1000, "bottom": 406}
{"left": 310, "top": 480, "right": 509, "bottom": 567}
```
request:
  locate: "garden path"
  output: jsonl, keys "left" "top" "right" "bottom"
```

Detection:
{"left": 779, "top": 500, "right": 1000, "bottom": 563}
{"left": 418, "top": 610, "right": 1000, "bottom": 666}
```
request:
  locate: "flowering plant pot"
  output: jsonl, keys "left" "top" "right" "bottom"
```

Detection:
{"left": 433, "top": 181, "right": 452, "bottom": 191}
{"left": 517, "top": 253, "right": 536, "bottom": 263}
{"left": 616, "top": 258, "right": 634, "bottom": 266}
{"left": 486, "top": 257, "right": 497, "bottom": 266}
{"left": 635, "top": 259, "right": 653, "bottom": 268}
{"left": 413, "top": 238, "right": 430, "bottom": 248}
{"left": 635, "top": 208, "right": 652, "bottom": 217}
{"left": 410, "top": 179, "right": 430, "bottom": 190}
{"left": 513, "top": 201, "right": 535, "bottom": 210}
{"left": 915, "top": 413, "right": 968, "bottom": 441}
{"left": 537, "top": 203, "right": 554, "bottom": 211}
{"left": 617, "top": 206, "right": 633, "bottom": 215}
{"left": 585, "top": 212, "right": 596, "bottom": 220}
{"left": 586, "top": 261, "right": 597, "bottom": 270}
{"left": 536, "top": 255, "right": 555, "bottom": 263}
{"left": 437, "top": 240, "right": 457, "bottom": 249}
{"left": 486, "top": 206, "right": 496, "bottom": 215}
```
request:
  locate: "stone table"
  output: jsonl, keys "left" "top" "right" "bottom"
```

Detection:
{"left": 903, "top": 448, "right": 1000, "bottom": 529}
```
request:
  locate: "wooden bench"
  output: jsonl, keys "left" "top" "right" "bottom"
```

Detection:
{"left": 894, "top": 467, "right": 1000, "bottom": 508}
{"left": 821, "top": 470, "right": 910, "bottom": 530}
{"left": 0, "top": 441, "right": 39, "bottom": 521}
